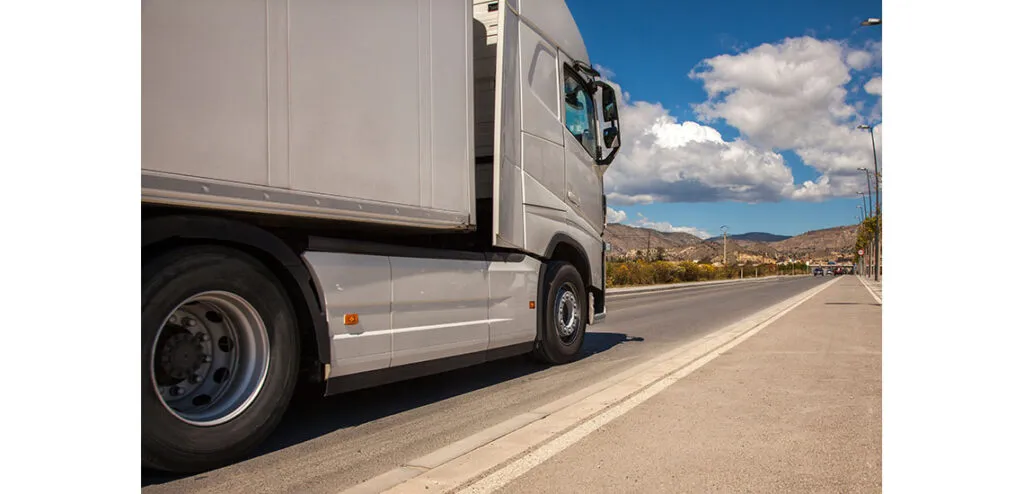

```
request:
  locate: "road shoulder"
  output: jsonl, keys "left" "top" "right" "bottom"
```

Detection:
{"left": 492, "top": 276, "right": 882, "bottom": 493}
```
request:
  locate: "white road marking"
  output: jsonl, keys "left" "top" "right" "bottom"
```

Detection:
{"left": 857, "top": 275, "right": 882, "bottom": 304}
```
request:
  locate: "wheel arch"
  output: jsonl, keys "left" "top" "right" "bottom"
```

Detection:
{"left": 537, "top": 235, "right": 595, "bottom": 336}
{"left": 142, "top": 214, "right": 330, "bottom": 379}
{"left": 543, "top": 234, "right": 593, "bottom": 290}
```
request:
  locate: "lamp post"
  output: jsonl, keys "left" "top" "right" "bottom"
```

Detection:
{"left": 857, "top": 205, "right": 865, "bottom": 222}
{"left": 858, "top": 124, "right": 881, "bottom": 281}
{"left": 720, "top": 225, "right": 728, "bottom": 266}
{"left": 860, "top": 18, "right": 881, "bottom": 26}
{"left": 856, "top": 167, "right": 875, "bottom": 279}
{"left": 858, "top": 191, "right": 869, "bottom": 216}
{"left": 857, "top": 168, "right": 874, "bottom": 218}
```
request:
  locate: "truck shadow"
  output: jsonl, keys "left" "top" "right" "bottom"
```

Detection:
{"left": 142, "top": 331, "right": 643, "bottom": 486}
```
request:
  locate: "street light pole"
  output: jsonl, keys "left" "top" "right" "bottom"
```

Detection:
{"left": 720, "top": 225, "right": 728, "bottom": 266}
{"left": 858, "top": 124, "right": 881, "bottom": 281}
{"left": 857, "top": 166, "right": 876, "bottom": 280}
{"left": 858, "top": 191, "right": 868, "bottom": 216}
{"left": 858, "top": 168, "right": 874, "bottom": 218}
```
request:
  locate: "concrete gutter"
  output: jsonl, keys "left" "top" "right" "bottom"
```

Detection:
{"left": 607, "top": 275, "right": 811, "bottom": 297}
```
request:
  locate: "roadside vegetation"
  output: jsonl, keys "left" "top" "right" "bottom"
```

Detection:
{"left": 854, "top": 215, "right": 879, "bottom": 265}
{"left": 605, "top": 258, "right": 810, "bottom": 288}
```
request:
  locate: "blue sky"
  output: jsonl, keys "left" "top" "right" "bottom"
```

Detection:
{"left": 565, "top": 0, "right": 882, "bottom": 237}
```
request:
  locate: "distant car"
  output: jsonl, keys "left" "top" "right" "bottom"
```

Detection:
{"left": 833, "top": 268, "right": 843, "bottom": 276}
{"left": 813, "top": 268, "right": 824, "bottom": 276}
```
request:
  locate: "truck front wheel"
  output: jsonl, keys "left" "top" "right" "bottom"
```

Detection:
{"left": 142, "top": 246, "right": 300, "bottom": 473}
{"left": 533, "top": 261, "right": 587, "bottom": 364}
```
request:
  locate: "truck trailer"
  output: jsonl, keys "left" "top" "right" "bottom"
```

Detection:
{"left": 142, "top": 0, "right": 621, "bottom": 472}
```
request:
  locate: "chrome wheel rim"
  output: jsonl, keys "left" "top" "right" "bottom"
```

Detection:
{"left": 150, "top": 291, "right": 270, "bottom": 426}
{"left": 555, "top": 283, "right": 581, "bottom": 343}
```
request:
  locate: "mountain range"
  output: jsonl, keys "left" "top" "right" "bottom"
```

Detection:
{"left": 706, "top": 232, "right": 791, "bottom": 242}
{"left": 605, "top": 223, "right": 858, "bottom": 264}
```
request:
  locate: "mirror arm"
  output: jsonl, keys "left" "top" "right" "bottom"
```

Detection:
{"left": 597, "top": 146, "right": 619, "bottom": 167}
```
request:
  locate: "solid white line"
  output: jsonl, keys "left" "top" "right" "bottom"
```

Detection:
{"left": 858, "top": 275, "right": 883, "bottom": 304}
{"left": 454, "top": 277, "right": 841, "bottom": 494}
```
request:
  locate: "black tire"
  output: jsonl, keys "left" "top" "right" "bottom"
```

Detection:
{"left": 142, "top": 246, "right": 300, "bottom": 473}
{"left": 533, "top": 261, "right": 587, "bottom": 364}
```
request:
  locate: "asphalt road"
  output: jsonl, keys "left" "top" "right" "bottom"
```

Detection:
{"left": 143, "top": 275, "right": 830, "bottom": 493}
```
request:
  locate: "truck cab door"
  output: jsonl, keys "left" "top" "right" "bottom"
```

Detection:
{"left": 560, "top": 60, "right": 604, "bottom": 233}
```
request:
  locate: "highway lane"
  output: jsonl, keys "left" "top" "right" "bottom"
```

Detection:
{"left": 143, "top": 275, "right": 829, "bottom": 493}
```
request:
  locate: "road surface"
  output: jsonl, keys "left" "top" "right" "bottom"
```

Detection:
{"left": 143, "top": 276, "right": 830, "bottom": 493}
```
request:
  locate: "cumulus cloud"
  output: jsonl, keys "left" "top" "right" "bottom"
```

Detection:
{"left": 689, "top": 36, "right": 882, "bottom": 199}
{"left": 603, "top": 88, "right": 796, "bottom": 205}
{"left": 632, "top": 213, "right": 711, "bottom": 239}
{"left": 600, "top": 36, "right": 881, "bottom": 205}
{"left": 865, "top": 76, "right": 882, "bottom": 95}
{"left": 606, "top": 207, "right": 627, "bottom": 223}
{"left": 594, "top": 63, "right": 615, "bottom": 79}
{"left": 846, "top": 50, "right": 873, "bottom": 70}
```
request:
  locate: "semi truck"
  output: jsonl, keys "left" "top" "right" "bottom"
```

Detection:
{"left": 142, "top": 0, "right": 621, "bottom": 473}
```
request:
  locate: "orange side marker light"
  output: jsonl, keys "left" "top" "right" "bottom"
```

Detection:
{"left": 529, "top": 301, "right": 536, "bottom": 309}
{"left": 344, "top": 313, "right": 359, "bottom": 325}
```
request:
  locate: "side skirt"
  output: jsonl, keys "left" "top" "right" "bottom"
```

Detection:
{"left": 324, "top": 342, "right": 535, "bottom": 396}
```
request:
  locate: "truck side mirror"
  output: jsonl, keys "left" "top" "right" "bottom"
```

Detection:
{"left": 594, "top": 81, "right": 621, "bottom": 167}
{"left": 601, "top": 84, "right": 619, "bottom": 122}
{"left": 603, "top": 126, "right": 620, "bottom": 149}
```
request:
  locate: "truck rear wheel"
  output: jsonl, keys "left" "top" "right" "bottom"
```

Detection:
{"left": 533, "top": 261, "right": 587, "bottom": 364}
{"left": 142, "top": 246, "right": 300, "bottom": 473}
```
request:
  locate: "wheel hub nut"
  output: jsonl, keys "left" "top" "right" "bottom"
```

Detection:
{"left": 169, "top": 386, "right": 183, "bottom": 397}
{"left": 184, "top": 318, "right": 197, "bottom": 327}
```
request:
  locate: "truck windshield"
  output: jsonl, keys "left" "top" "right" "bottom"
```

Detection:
{"left": 563, "top": 68, "right": 597, "bottom": 158}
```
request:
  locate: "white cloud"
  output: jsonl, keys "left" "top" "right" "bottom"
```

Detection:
{"left": 846, "top": 50, "right": 872, "bottom": 70}
{"left": 865, "top": 76, "right": 882, "bottom": 95}
{"left": 632, "top": 213, "right": 711, "bottom": 239}
{"left": 603, "top": 86, "right": 797, "bottom": 204}
{"left": 594, "top": 63, "right": 615, "bottom": 79}
{"left": 606, "top": 207, "right": 627, "bottom": 223}
{"left": 600, "top": 36, "right": 881, "bottom": 205}
{"left": 865, "top": 76, "right": 882, "bottom": 122}
{"left": 688, "top": 36, "right": 882, "bottom": 200}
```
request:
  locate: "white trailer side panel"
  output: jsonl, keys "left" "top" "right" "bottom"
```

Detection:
{"left": 142, "top": 0, "right": 269, "bottom": 185}
{"left": 142, "top": 0, "right": 475, "bottom": 228}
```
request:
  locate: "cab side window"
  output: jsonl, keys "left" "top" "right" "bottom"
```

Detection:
{"left": 563, "top": 66, "right": 597, "bottom": 158}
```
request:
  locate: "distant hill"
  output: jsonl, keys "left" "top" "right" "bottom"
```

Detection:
{"left": 769, "top": 225, "right": 858, "bottom": 261}
{"left": 707, "top": 232, "right": 791, "bottom": 242}
{"left": 604, "top": 223, "right": 702, "bottom": 253}
{"left": 606, "top": 223, "right": 857, "bottom": 264}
